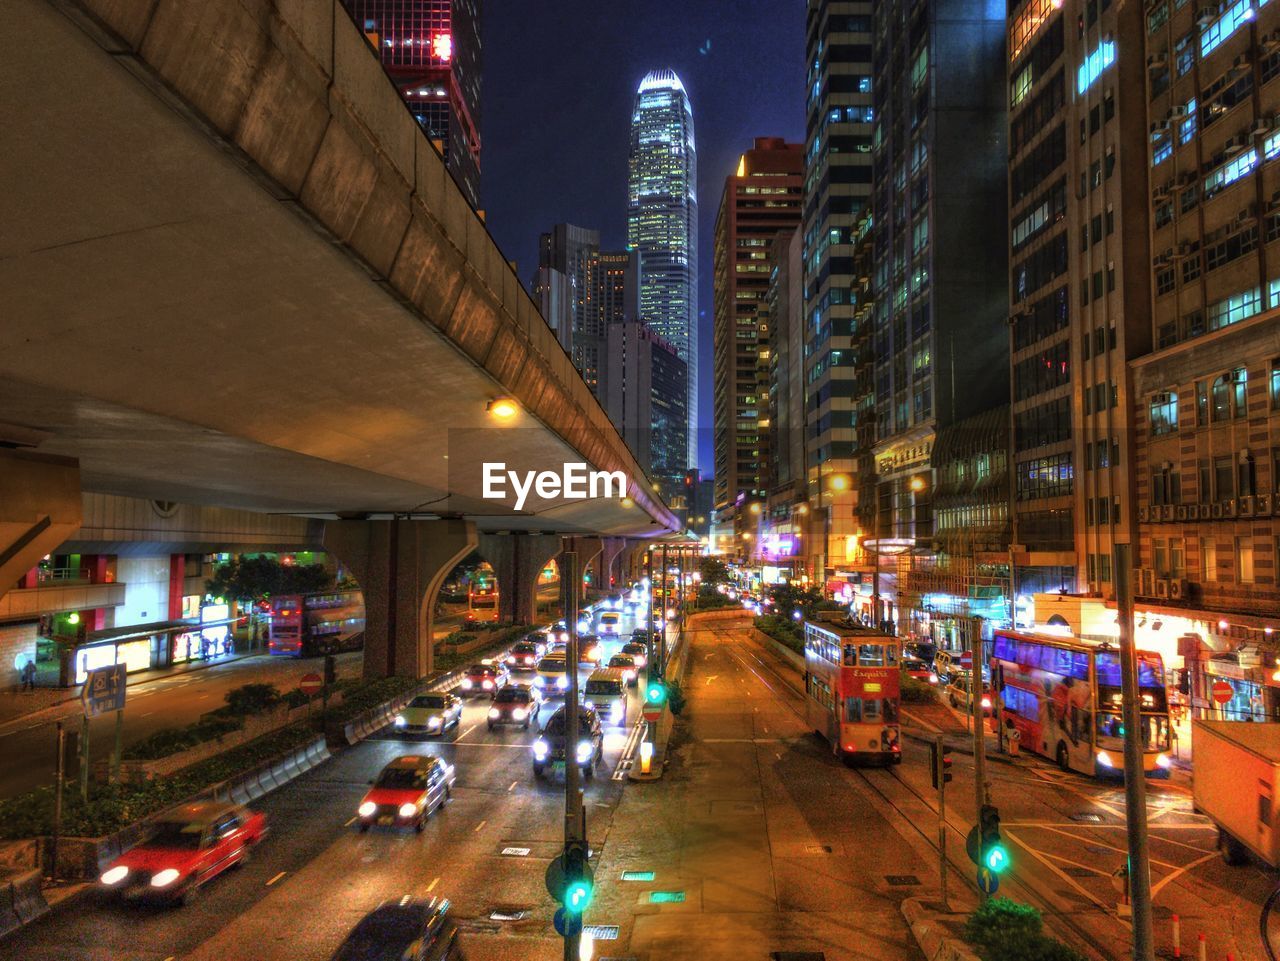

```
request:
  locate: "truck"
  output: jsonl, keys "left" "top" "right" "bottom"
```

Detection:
{"left": 1192, "top": 719, "right": 1280, "bottom": 867}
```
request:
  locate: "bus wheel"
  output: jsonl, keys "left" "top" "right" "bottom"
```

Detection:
{"left": 1218, "top": 829, "right": 1248, "bottom": 866}
{"left": 1055, "top": 742, "right": 1070, "bottom": 772}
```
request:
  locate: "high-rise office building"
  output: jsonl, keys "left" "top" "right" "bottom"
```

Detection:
{"left": 343, "top": 0, "right": 482, "bottom": 209}
{"left": 868, "top": 0, "right": 1008, "bottom": 546}
{"left": 603, "top": 322, "right": 689, "bottom": 497}
{"left": 538, "top": 224, "right": 604, "bottom": 393}
{"left": 802, "top": 2, "right": 876, "bottom": 576}
{"left": 712, "top": 138, "right": 804, "bottom": 525}
{"left": 628, "top": 69, "right": 698, "bottom": 470}
{"left": 531, "top": 266, "right": 575, "bottom": 354}
{"left": 598, "top": 250, "right": 642, "bottom": 327}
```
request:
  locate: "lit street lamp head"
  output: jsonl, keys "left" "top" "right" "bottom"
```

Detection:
{"left": 486, "top": 397, "right": 519, "bottom": 420}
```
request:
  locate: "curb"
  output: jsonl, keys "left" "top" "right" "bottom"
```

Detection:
{"left": 902, "top": 897, "right": 982, "bottom": 961}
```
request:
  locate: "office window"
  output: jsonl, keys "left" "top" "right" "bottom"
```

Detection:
{"left": 1236, "top": 537, "right": 1255, "bottom": 584}
{"left": 1154, "top": 538, "right": 1168, "bottom": 577}
{"left": 1150, "top": 391, "right": 1178, "bottom": 434}
{"left": 1210, "top": 367, "right": 1248, "bottom": 419}
{"left": 1239, "top": 452, "right": 1256, "bottom": 496}
{"left": 1077, "top": 41, "right": 1117, "bottom": 94}
{"left": 1271, "top": 359, "right": 1280, "bottom": 408}
{"left": 1196, "top": 381, "right": 1208, "bottom": 424}
{"left": 1152, "top": 462, "right": 1181, "bottom": 504}
{"left": 1171, "top": 538, "right": 1186, "bottom": 577}
{"left": 1098, "top": 553, "right": 1112, "bottom": 583}
{"left": 1215, "top": 457, "right": 1235, "bottom": 499}
{"left": 1202, "top": 537, "right": 1217, "bottom": 581}
{"left": 1152, "top": 137, "right": 1172, "bottom": 166}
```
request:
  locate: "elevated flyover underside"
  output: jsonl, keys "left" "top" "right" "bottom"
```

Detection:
{"left": 0, "top": 0, "right": 678, "bottom": 540}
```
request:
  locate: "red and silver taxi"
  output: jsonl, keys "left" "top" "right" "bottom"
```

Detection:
{"left": 356, "top": 755, "right": 456, "bottom": 833}
{"left": 98, "top": 800, "right": 267, "bottom": 905}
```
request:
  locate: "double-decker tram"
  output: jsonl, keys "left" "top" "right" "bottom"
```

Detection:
{"left": 268, "top": 590, "right": 365, "bottom": 657}
{"left": 803, "top": 619, "right": 901, "bottom": 764}
{"left": 990, "top": 628, "right": 1173, "bottom": 778}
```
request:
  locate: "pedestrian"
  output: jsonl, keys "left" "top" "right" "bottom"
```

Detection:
{"left": 20, "top": 659, "right": 37, "bottom": 692}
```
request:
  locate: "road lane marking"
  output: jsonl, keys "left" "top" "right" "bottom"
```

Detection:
{"left": 508, "top": 781, "right": 518, "bottom": 792}
{"left": 266, "top": 871, "right": 287, "bottom": 886}
{"left": 474, "top": 820, "right": 487, "bottom": 832}
{"left": 1150, "top": 850, "right": 1217, "bottom": 897}
{"left": 344, "top": 816, "right": 357, "bottom": 827}
{"left": 427, "top": 876, "right": 440, "bottom": 892}
{"left": 140, "top": 712, "right": 154, "bottom": 718}
{"left": 459, "top": 723, "right": 479, "bottom": 740}
{"left": 1004, "top": 827, "right": 1129, "bottom": 927}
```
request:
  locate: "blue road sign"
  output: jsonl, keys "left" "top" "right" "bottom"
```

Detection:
{"left": 977, "top": 867, "right": 1000, "bottom": 895}
{"left": 81, "top": 664, "right": 127, "bottom": 717}
{"left": 553, "top": 907, "right": 582, "bottom": 937}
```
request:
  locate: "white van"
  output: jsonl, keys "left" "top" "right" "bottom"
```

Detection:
{"left": 583, "top": 669, "right": 628, "bottom": 726}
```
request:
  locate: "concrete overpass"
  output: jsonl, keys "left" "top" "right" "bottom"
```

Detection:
{"left": 0, "top": 0, "right": 685, "bottom": 676}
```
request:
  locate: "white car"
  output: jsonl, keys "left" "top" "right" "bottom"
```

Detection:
{"left": 584, "top": 669, "right": 629, "bottom": 726}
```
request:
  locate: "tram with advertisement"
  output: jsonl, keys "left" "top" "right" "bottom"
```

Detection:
{"left": 803, "top": 618, "right": 901, "bottom": 764}
{"left": 467, "top": 574, "right": 499, "bottom": 623}
{"left": 990, "top": 628, "right": 1173, "bottom": 778}
{"left": 268, "top": 590, "right": 365, "bottom": 657}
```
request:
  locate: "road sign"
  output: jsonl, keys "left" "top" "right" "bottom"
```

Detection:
{"left": 553, "top": 906, "right": 582, "bottom": 937}
{"left": 958, "top": 651, "right": 973, "bottom": 671}
{"left": 299, "top": 673, "right": 323, "bottom": 696}
{"left": 1211, "top": 680, "right": 1234, "bottom": 705}
{"left": 977, "top": 867, "right": 999, "bottom": 895}
{"left": 81, "top": 664, "right": 126, "bottom": 717}
{"left": 641, "top": 703, "right": 663, "bottom": 723}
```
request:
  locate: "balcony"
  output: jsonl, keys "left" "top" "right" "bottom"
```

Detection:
{"left": 0, "top": 580, "right": 128, "bottom": 622}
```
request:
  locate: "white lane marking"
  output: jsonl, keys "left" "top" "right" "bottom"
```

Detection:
{"left": 458, "top": 723, "right": 479, "bottom": 740}
{"left": 1004, "top": 827, "right": 1129, "bottom": 927}
{"left": 266, "top": 871, "right": 287, "bottom": 886}
{"left": 474, "top": 820, "right": 487, "bottom": 832}
{"left": 140, "top": 712, "right": 154, "bottom": 718}
{"left": 1150, "top": 850, "right": 1218, "bottom": 897}
{"left": 426, "top": 876, "right": 440, "bottom": 892}
{"left": 701, "top": 738, "right": 782, "bottom": 743}
{"left": 344, "top": 817, "right": 357, "bottom": 827}
{"left": 508, "top": 781, "right": 518, "bottom": 792}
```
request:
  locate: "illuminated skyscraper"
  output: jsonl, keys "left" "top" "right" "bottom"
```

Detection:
{"left": 343, "top": 0, "right": 482, "bottom": 209}
{"left": 628, "top": 69, "right": 698, "bottom": 471}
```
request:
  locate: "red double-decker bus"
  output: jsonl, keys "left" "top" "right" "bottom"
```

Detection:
{"left": 268, "top": 590, "right": 365, "bottom": 657}
{"left": 804, "top": 618, "right": 901, "bottom": 764}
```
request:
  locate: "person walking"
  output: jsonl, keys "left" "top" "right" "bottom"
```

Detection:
{"left": 20, "top": 659, "right": 37, "bottom": 692}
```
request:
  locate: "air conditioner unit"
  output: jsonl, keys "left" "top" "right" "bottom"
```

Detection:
{"left": 1151, "top": 120, "right": 1171, "bottom": 138}
{"left": 1211, "top": 502, "right": 1224, "bottom": 518}
{"left": 1169, "top": 578, "right": 1188, "bottom": 600}
{"left": 1170, "top": 104, "right": 1190, "bottom": 119}
{"left": 1156, "top": 578, "right": 1171, "bottom": 598}
{"left": 1264, "top": 29, "right": 1280, "bottom": 51}
{"left": 1196, "top": 10, "right": 1216, "bottom": 27}
{"left": 1165, "top": 504, "right": 1178, "bottom": 521}
{"left": 1176, "top": 505, "right": 1189, "bottom": 520}
{"left": 1239, "top": 494, "right": 1256, "bottom": 516}
{"left": 1225, "top": 135, "right": 1248, "bottom": 157}
{"left": 1258, "top": 493, "right": 1273, "bottom": 514}
{"left": 1199, "top": 503, "right": 1212, "bottom": 519}
{"left": 1153, "top": 184, "right": 1172, "bottom": 199}
{"left": 1251, "top": 118, "right": 1274, "bottom": 138}
{"left": 1224, "top": 498, "right": 1238, "bottom": 517}
{"left": 1147, "top": 52, "right": 1168, "bottom": 68}
{"left": 1138, "top": 505, "right": 1151, "bottom": 522}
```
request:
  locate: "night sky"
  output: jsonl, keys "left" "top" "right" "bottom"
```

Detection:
{"left": 480, "top": 1, "right": 807, "bottom": 474}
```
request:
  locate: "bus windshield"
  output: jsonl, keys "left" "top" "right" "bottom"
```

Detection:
{"left": 1095, "top": 712, "right": 1170, "bottom": 750}
{"left": 1096, "top": 653, "right": 1167, "bottom": 711}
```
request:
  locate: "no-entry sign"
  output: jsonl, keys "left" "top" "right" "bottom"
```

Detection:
{"left": 958, "top": 651, "right": 973, "bottom": 671}
{"left": 642, "top": 703, "right": 663, "bottom": 723}
{"left": 299, "top": 672, "right": 323, "bottom": 696}
{"left": 1210, "top": 680, "right": 1234, "bottom": 705}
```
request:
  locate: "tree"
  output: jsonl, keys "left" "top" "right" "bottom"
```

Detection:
{"left": 698, "top": 556, "right": 731, "bottom": 588}
{"left": 206, "top": 555, "right": 334, "bottom": 606}
{"left": 764, "top": 582, "right": 828, "bottom": 620}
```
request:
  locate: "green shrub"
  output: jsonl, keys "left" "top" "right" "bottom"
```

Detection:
{"left": 963, "top": 897, "right": 1086, "bottom": 961}
{"left": 122, "top": 715, "right": 242, "bottom": 761}
{"left": 667, "top": 680, "right": 687, "bottom": 716}
{"left": 694, "top": 588, "right": 739, "bottom": 610}
{"left": 754, "top": 614, "right": 804, "bottom": 654}
{"left": 224, "top": 682, "right": 281, "bottom": 716}
{"left": 900, "top": 672, "right": 939, "bottom": 703}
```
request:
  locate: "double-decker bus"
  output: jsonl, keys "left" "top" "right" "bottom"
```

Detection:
{"left": 990, "top": 628, "right": 1173, "bottom": 778}
{"left": 803, "top": 619, "right": 901, "bottom": 764}
{"left": 268, "top": 590, "right": 365, "bottom": 657}
{"left": 467, "top": 575, "right": 499, "bottom": 623}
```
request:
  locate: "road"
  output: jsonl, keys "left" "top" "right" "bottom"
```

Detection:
{"left": 0, "top": 604, "right": 649, "bottom": 961}
{"left": 703, "top": 617, "right": 1277, "bottom": 961}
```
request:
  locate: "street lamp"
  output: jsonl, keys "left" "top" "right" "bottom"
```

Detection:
{"left": 909, "top": 475, "right": 927, "bottom": 493}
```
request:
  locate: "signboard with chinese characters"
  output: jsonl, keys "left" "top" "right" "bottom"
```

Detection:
{"left": 81, "top": 663, "right": 127, "bottom": 717}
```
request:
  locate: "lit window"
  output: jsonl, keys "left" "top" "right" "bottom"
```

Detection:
{"left": 1201, "top": 0, "right": 1256, "bottom": 57}
{"left": 1077, "top": 41, "right": 1116, "bottom": 95}
{"left": 1152, "top": 137, "right": 1173, "bottom": 165}
{"left": 1203, "top": 149, "right": 1258, "bottom": 198}
{"left": 1150, "top": 392, "right": 1179, "bottom": 435}
{"left": 1179, "top": 100, "right": 1197, "bottom": 144}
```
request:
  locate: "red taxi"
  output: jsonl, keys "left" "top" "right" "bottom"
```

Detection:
{"left": 459, "top": 662, "right": 507, "bottom": 696}
{"left": 357, "top": 755, "right": 456, "bottom": 833}
{"left": 98, "top": 800, "right": 267, "bottom": 905}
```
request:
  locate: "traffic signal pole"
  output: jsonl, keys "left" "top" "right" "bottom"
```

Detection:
{"left": 1114, "top": 544, "right": 1155, "bottom": 961}
{"left": 970, "top": 618, "right": 989, "bottom": 814}
{"left": 934, "top": 734, "right": 949, "bottom": 911}
{"left": 561, "top": 550, "right": 584, "bottom": 961}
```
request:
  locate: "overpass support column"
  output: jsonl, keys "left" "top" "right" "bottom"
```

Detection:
{"left": 562, "top": 537, "right": 603, "bottom": 602}
{"left": 477, "top": 533, "right": 561, "bottom": 626}
{"left": 618, "top": 541, "right": 644, "bottom": 585}
{"left": 598, "top": 538, "right": 626, "bottom": 590}
{"left": 324, "top": 518, "right": 476, "bottom": 680}
{"left": 0, "top": 452, "right": 82, "bottom": 603}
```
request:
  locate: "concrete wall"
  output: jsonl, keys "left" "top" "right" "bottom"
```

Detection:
{"left": 0, "top": 622, "right": 38, "bottom": 690}
{"left": 113, "top": 556, "right": 173, "bottom": 627}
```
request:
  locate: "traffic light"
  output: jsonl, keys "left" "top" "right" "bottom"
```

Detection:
{"left": 928, "top": 741, "right": 953, "bottom": 790}
{"left": 978, "top": 804, "right": 1010, "bottom": 874}
{"left": 563, "top": 838, "right": 593, "bottom": 914}
{"left": 645, "top": 679, "right": 667, "bottom": 706}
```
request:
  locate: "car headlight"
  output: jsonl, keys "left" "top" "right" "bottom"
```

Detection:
{"left": 533, "top": 739, "right": 549, "bottom": 760}
{"left": 929, "top": 673, "right": 938, "bottom": 683}
{"left": 1096, "top": 750, "right": 1114, "bottom": 768}
{"left": 980, "top": 697, "right": 991, "bottom": 709}
{"left": 461, "top": 678, "right": 472, "bottom": 689}
{"left": 512, "top": 708, "right": 528, "bottom": 721}
{"left": 577, "top": 740, "right": 593, "bottom": 762}
{"left": 398, "top": 802, "right": 418, "bottom": 819}
{"left": 556, "top": 675, "right": 569, "bottom": 690}
{"left": 488, "top": 708, "right": 500, "bottom": 719}
{"left": 427, "top": 716, "right": 442, "bottom": 728}
{"left": 482, "top": 679, "right": 493, "bottom": 690}
{"left": 534, "top": 675, "right": 546, "bottom": 687}
{"left": 100, "top": 865, "right": 129, "bottom": 885}
{"left": 150, "top": 868, "right": 181, "bottom": 889}
{"left": 610, "top": 703, "right": 623, "bottom": 720}
{"left": 635, "top": 655, "right": 647, "bottom": 667}
{"left": 1155, "top": 752, "right": 1172, "bottom": 769}
{"left": 394, "top": 715, "right": 407, "bottom": 727}
{"left": 358, "top": 800, "right": 377, "bottom": 817}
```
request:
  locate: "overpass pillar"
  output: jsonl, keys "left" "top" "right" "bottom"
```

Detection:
{"left": 562, "top": 536, "right": 604, "bottom": 602}
{"left": 0, "top": 452, "right": 82, "bottom": 603}
{"left": 618, "top": 541, "right": 644, "bottom": 585}
{"left": 598, "top": 538, "right": 626, "bottom": 590}
{"left": 323, "top": 518, "right": 476, "bottom": 680}
{"left": 476, "top": 533, "right": 561, "bottom": 625}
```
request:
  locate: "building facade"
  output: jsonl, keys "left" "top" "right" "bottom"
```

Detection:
{"left": 628, "top": 69, "right": 698, "bottom": 471}
{"left": 802, "top": 1, "right": 876, "bottom": 577}
{"left": 712, "top": 138, "right": 804, "bottom": 528}
{"left": 343, "top": 0, "right": 482, "bottom": 208}
{"left": 537, "top": 224, "right": 604, "bottom": 393}
{"left": 531, "top": 265, "right": 575, "bottom": 354}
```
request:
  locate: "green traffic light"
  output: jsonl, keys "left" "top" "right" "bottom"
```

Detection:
{"left": 565, "top": 880, "right": 593, "bottom": 912}
{"left": 646, "top": 681, "right": 667, "bottom": 704}
{"left": 984, "top": 845, "right": 1010, "bottom": 873}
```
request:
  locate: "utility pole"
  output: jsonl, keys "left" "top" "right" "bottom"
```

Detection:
{"left": 1114, "top": 544, "right": 1155, "bottom": 961}
{"left": 78, "top": 713, "right": 90, "bottom": 803}
{"left": 970, "top": 616, "right": 989, "bottom": 809}
{"left": 51, "top": 721, "right": 65, "bottom": 882}
{"left": 660, "top": 545, "right": 670, "bottom": 675}
{"left": 560, "top": 550, "right": 584, "bottom": 961}
{"left": 934, "top": 735, "right": 950, "bottom": 911}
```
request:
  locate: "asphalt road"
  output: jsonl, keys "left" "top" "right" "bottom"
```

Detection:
{"left": 0, "top": 608, "right": 648, "bottom": 961}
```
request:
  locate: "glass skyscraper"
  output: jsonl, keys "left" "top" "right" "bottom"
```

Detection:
{"left": 627, "top": 69, "right": 698, "bottom": 471}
